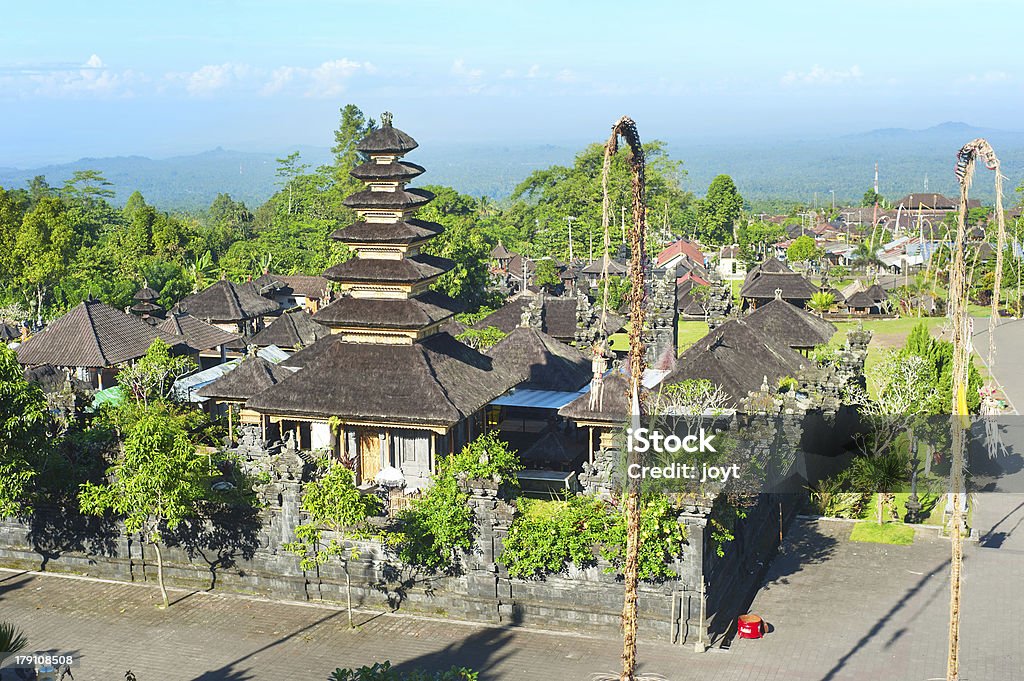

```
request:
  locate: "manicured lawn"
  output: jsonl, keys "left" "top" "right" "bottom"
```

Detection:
{"left": 861, "top": 492, "right": 944, "bottom": 526}
{"left": 608, "top": 320, "right": 709, "bottom": 354}
{"left": 849, "top": 521, "right": 915, "bottom": 545}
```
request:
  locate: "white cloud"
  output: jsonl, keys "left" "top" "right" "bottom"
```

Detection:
{"left": 166, "top": 58, "right": 372, "bottom": 98}
{"left": 781, "top": 64, "right": 863, "bottom": 86}
{"left": 451, "top": 58, "right": 484, "bottom": 80}
{"left": 84, "top": 54, "right": 104, "bottom": 69}
{"left": 956, "top": 70, "right": 1011, "bottom": 85}
{"left": 184, "top": 63, "right": 248, "bottom": 95}
{"left": 306, "top": 58, "right": 371, "bottom": 97}
{"left": 16, "top": 54, "right": 141, "bottom": 98}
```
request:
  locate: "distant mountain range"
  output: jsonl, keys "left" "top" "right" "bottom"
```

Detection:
{"left": 1, "top": 122, "right": 1021, "bottom": 211}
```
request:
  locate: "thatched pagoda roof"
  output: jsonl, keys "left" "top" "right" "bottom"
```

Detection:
{"left": 486, "top": 327, "right": 591, "bottom": 392}
{"left": 349, "top": 160, "right": 425, "bottom": 182}
{"left": 247, "top": 332, "right": 524, "bottom": 427}
{"left": 342, "top": 187, "right": 434, "bottom": 210}
{"left": 356, "top": 119, "right": 419, "bottom": 155}
{"left": 133, "top": 286, "right": 160, "bottom": 302}
{"left": 249, "top": 310, "right": 330, "bottom": 349}
{"left": 313, "top": 290, "right": 461, "bottom": 329}
{"left": 16, "top": 298, "right": 185, "bottom": 368}
{"left": 323, "top": 253, "right": 454, "bottom": 285}
{"left": 175, "top": 279, "right": 278, "bottom": 323}
{"left": 490, "top": 241, "right": 511, "bottom": 259}
{"left": 659, "top": 319, "right": 808, "bottom": 404}
{"left": 331, "top": 219, "right": 443, "bottom": 245}
{"left": 744, "top": 299, "right": 836, "bottom": 349}
{"left": 196, "top": 356, "right": 295, "bottom": 402}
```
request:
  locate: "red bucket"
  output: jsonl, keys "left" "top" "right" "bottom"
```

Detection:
{"left": 737, "top": 614, "right": 763, "bottom": 639}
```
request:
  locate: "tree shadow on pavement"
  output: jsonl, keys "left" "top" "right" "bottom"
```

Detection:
{"left": 386, "top": 626, "right": 517, "bottom": 679}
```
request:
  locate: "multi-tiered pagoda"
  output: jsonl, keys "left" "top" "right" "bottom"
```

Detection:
{"left": 311, "top": 112, "right": 461, "bottom": 343}
{"left": 246, "top": 115, "right": 526, "bottom": 489}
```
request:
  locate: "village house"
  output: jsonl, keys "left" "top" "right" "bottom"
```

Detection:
{"left": 251, "top": 272, "right": 332, "bottom": 313}
{"left": 717, "top": 245, "right": 746, "bottom": 280}
{"left": 656, "top": 237, "right": 705, "bottom": 272}
{"left": 174, "top": 278, "right": 279, "bottom": 339}
{"left": 14, "top": 297, "right": 189, "bottom": 389}
{"left": 157, "top": 312, "right": 243, "bottom": 369}
{"left": 739, "top": 257, "right": 818, "bottom": 310}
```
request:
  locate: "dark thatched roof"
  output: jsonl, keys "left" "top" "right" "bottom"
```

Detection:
{"left": 349, "top": 160, "right": 425, "bottom": 182}
{"left": 676, "top": 279, "right": 709, "bottom": 317}
{"left": 157, "top": 313, "right": 241, "bottom": 353}
{"left": 196, "top": 356, "right": 295, "bottom": 402}
{"left": 490, "top": 242, "right": 511, "bottom": 259}
{"left": 659, "top": 319, "right": 808, "bottom": 405}
{"left": 0, "top": 322, "right": 19, "bottom": 342}
{"left": 175, "top": 279, "right": 278, "bottom": 323}
{"left": 313, "top": 290, "right": 462, "bottom": 329}
{"left": 342, "top": 187, "right": 434, "bottom": 210}
{"left": 331, "top": 219, "right": 443, "bottom": 245}
{"left": 740, "top": 271, "right": 818, "bottom": 301}
{"left": 472, "top": 296, "right": 624, "bottom": 342}
{"left": 485, "top": 327, "right": 591, "bottom": 392}
{"left": 133, "top": 286, "right": 160, "bottom": 302}
{"left": 279, "top": 333, "right": 342, "bottom": 369}
{"left": 247, "top": 333, "right": 525, "bottom": 427}
{"left": 249, "top": 310, "right": 330, "bottom": 349}
{"left": 744, "top": 298, "right": 836, "bottom": 349}
{"left": 323, "top": 253, "right": 454, "bottom": 284}
{"left": 356, "top": 121, "right": 419, "bottom": 155}
{"left": 581, "top": 256, "right": 628, "bottom": 275}
{"left": 16, "top": 299, "right": 185, "bottom": 368}
{"left": 749, "top": 257, "right": 793, "bottom": 275}
{"left": 559, "top": 371, "right": 645, "bottom": 425}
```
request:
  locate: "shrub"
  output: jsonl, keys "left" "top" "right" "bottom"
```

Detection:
{"left": 331, "top": 661, "right": 477, "bottom": 681}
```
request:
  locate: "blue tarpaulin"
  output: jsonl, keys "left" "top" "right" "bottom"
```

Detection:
{"left": 489, "top": 388, "right": 586, "bottom": 410}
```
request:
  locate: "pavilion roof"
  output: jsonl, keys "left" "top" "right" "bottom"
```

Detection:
{"left": 744, "top": 298, "right": 836, "bottom": 349}
{"left": 249, "top": 310, "right": 330, "bottom": 349}
{"left": 313, "top": 290, "right": 461, "bottom": 330}
{"left": 157, "top": 313, "right": 242, "bottom": 353}
{"left": 331, "top": 219, "right": 443, "bottom": 245}
{"left": 485, "top": 327, "right": 591, "bottom": 392}
{"left": 323, "top": 253, "right": 453, "bottom": 285}
{"left": 16, "top": 298, "right": 185, "bottom": 368}
{"left": 195, "top": 356, "right": 295, "bottom": 402}
{"left": 175, "top": 279, "right": 278, "bottom": 323}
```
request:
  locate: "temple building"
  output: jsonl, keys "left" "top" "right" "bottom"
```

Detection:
{"left": 174, "top": 278, "right": 278, "bottom": 339}
{"left": 249, "top": 309, "right": 329, "bottom": 351}
{"left": 243, "top": 115, "right": 528, "bottom": 490}
{"left": 129, "top": 284, "right": 164, "bottom": 324}
{"left": 157, "top": 312, "right": 243, "bottom": 369}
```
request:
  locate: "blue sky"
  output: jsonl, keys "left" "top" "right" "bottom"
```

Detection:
{"left": 1, "top": 0, "right": 1021, "bottom": 165}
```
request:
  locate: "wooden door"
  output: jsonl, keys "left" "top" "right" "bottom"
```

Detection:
{"left": 358, "top": 428, "right": 381, "bottom": 484}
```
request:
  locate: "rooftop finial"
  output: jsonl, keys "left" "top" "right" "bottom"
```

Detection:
{"left": 381, "top": 111, "right": 393, "bottom": 127}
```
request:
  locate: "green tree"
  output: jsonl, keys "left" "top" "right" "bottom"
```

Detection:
{"left": 786, "top": 234, "right": 820, "bottom": 264}
{"left": 331, "top": 104, "right": 376, "bottom": 197}
{"left": 0, "top": 346, "right": 51, "bottom": 519}
{"left": 694, "top": 175, "right": 743, "bottom": 245}
{"left": 275, "top": 151, "right": 310, "bottom": 216}
{"left": 862, "top": 188, "right": 883, "bottom": 207}
{"left": 117, "top": 339, "right": 196, "bottom": 407}
{"left": 284, "top": 460, "right": 380, "bottom": 627}
{"left": 79, "top": 407, "right": 208, "bottom": 608}
{"left": 533, "top": 259, "right": 561, "bottom": 291}
{"left": 455, "top": 326, "right": 508, "bottom": 350}
{"left": 13, "top": 197, "right": 77, "bottom": 323}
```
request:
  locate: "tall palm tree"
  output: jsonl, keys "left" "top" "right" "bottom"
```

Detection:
{"left": 851, "top": 452, "right": 907, "bottom": 525}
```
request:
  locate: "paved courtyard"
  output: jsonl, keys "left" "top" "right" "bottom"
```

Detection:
{"left": 3, "top": 501, "right": 1022, "bottom": 681}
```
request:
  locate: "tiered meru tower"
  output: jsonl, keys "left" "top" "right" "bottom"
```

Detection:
{"left": 313, "top": 113, "right": 461, "bottom": 344}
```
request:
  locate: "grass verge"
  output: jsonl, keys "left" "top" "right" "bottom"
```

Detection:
{"left": 850, "top": 521, "right": 915, "bottom": 545}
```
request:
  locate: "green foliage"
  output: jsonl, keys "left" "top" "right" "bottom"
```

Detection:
{"left": 694, "top": 175, "right": 744, "bottom": 245}
{"left": 708, "top": 501, "right": 747, "bottom": 558}
{"left": 0, "top": 621, "right": 29, "bottom": 662}
{"left": 862, "top": 188, "right": 883, "bottom": 207}
{"left": 116, "top": 339, "right": 196, "bottom": 406}
{"left": 501, "top": 493, "right": 686, "bottom": 581}
{"left": 388, "top": 433, "right": 521, "bottom": 570}
{"left": 504, "top": 141, "right": 692, "bottom": 259}
{"left": 808, "top": 470, "right": 868, "bottom": 519}
{"left": 455, "top": 325, "right": 508, "bottom": 350}
{"left": 284, "top": 460, "right": 380, "bottom": 571}
{"left": 0, "top": 345, "right": 52, "bottom": 518}
{"left": 602, "top": 275, "right": 630, "bottom": 311}
{"left": 849, "top": 521, "right": 914, "bottom": 545}
{"left": 808, "top": 291, "right": 836, "bottom": 315}
{"left": 786, "top": 234, "right": 820, "bottom": 264}
{"left": 900, "top": 322, "right": 982, "bottom": 413}
{"left": 533, "top": 259, "right": 561, "bottom": 290}
{"left": 330, "top": 661, "right": 477, "bottom": 681}
{"left": 79, "top": 406, "right": 208, "bottom": 542}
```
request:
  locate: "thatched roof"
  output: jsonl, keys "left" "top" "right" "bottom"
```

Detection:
{"left": 133, "top": 286, "right": 160, "bottom": 302}
{"left": 16, "top": 299, "right": 185, "bottom": 368}
{"left": 323, "top": 253, "right": 453, "bottom": 284}
{"left": 559, "top": 371, "right": 643, "bottom": 425}
{"left": 747, "top": 257, "right": 793, "bottom": 276}
{"left": 252, "top": 273, "right": 331, "bottom": 300}
{"left": 676, "top": 279, "right": 709, "bottom": 317}
{"left": 0, "top": 322, "right": 19, "bottom": 342}
{"left": 279, "top": 333, "right": 342, "bottom": 368}
{"left": 247, "top": 333, "right": 524, "bottom": 427}
{"left": 313, "top": 290, "right": 462, "bottom": 330}
{"left": 196, "top": 356, "right": 295, "bottom": 402}
{"left": 472, "top": 296, "right": 624, "bottom": 342}
{"left": 659, "top": 319, "right": 808, "bottom": 404}
{"left": 581, "top": 256, "right": 628, "bottom": 275}
{"left": 485, "top": 327, "right": 591, "bottom": 392}
{"left": 490, "top": 241, "right": 511, "bottom": 259}
{"left": 331, "top": 219, "right": 443, "bottom": 245}
{"left": 175, "top": 279, "right": 278, "bottom": 323}
{"left": 157, "top": 313, "right": 241, "bottom": 352}
{"left": 342, "top": 187, "right": 434, "bottom": 210}
{"left": 349, "top": 160, "right": 425, "bottom": 182}
{"left": 249, "top": 310, "right": 330, "bottom": 349}
{"left": 740, "top": 271, "right": 818, "bottom": 301}
{"left": 744, "top": 299, "right": 836, "bottom": 349}
{"left": 356, "top": 120, "right": 418, "bottom": 155}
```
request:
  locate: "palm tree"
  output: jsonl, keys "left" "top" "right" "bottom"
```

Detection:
{"left": 851, "top": 452, "right": 907, "bottom": 525}
{"left": 808, "top": 291, "right": 836, "bottom": 317}
{"left": 851, "top": 242, "right": 884, "bottom": 275}
{"left": 0, "top": 621, "right": 28, "bottom": 664}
